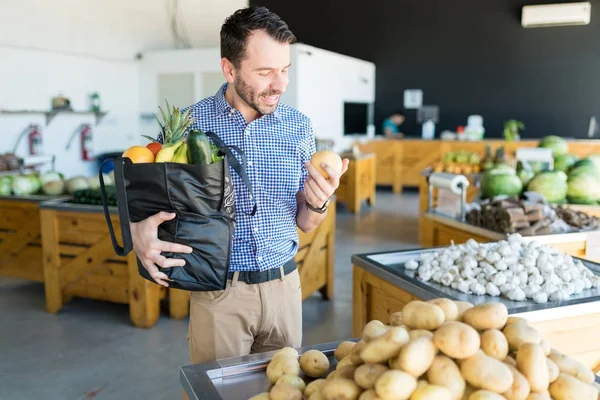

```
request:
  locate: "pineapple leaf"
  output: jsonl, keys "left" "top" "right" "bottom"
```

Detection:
{"left": 141, "top": 135, "right": 159, "bottom": 143}
{"left": 172, "top": 107, "right": 181, "bottom": 133}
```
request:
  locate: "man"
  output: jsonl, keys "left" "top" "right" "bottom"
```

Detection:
{"left": 129, "top": 6, "right": 349, "bottom": 366}
{"left": 382, "top": 109, "right": 406, "bottom": 138}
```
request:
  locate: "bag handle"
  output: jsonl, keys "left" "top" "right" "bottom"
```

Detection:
{"left": 99, "top": 158, "right": 134, "bottom": 256}
{"left": 204, "top": 131, "right": 257, "bottom": 216}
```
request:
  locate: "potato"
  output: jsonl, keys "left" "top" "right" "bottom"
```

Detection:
{"left": 363, "top": 320, "right": 390, "bottom": 342}
{"left": 455, "top": 301, "right": 474, "bottom": 320}
{"left": 305, "top": 379, "right": 327, "bottom": 398}
{"left": 336, "top": 341, "right": 357, "bottom": 361}
{"left": 503, "top": 364, "right": 531, "bottom": 400}
{"left": 361, "top": 326, "right": 410, "bottom": 364}
{"left": 391, "top": 336, "right": 437, "bottom": 377}
{"left": 267, "top": 355, "right": 300, "bottom": 383}
{"left": 427, "top": 355, "right": 466, "bottom": 400}
{"left": 359, "top": 390, "right": 380, "bottom": 400}
{"left": 410, "top": 384, "right": 453, "bottom": 400}
{"left": 433, "top": 321, "right": 480, "bottom": 360}
{"left": 547, "top": 349, "right": 595, "bottom": 384}
{"left": 468, "top": 390, "right": 506, "bottom": 400}
{"left": 402, "top": 301, "right": 445, "bottom": 330}
{"left": 350, "top": 340, "right": 368, "bottom": 365}
{"left": 480, "top": 329, "right": 509, "bottom": 360}
{"left": 375, "top": 370, "right": 417, "bottom": 400}
{"left": 270, "top": 382, "right": 303, "bottom": 400}
{"left": 428, "top": 298, "right": 459, "bottom": 321}
{"left": 546, "top": 358, "right": 559, "bottom": 383}
{"left": 549, "top": 373, "right": 598, "bottom": 400}
{"left": 338, "top": 365, "right": 359, "bottom": 381}
{"left": 338, "top": 356, "right": 356, "bottom": 370}
{"left": 525, "top": 393, "right": 551, "bottom": 400}
{"left": 539, "top": 338, "right": 550, "bottom": 356}
{"left": 462, "top": 302, "right": 508, "bottom": 331}
{"left": 503, "top": 323, "right": 542, "bottom": 351}
{"left": 310, "top": 393, "right": 326, "bottom": 400}
{"left": 462, "top": 384, "right": 477, "bottom": 400}
{"left": 506, "top": 317, "right": 529, "bottom": 326}
{"left": 461, "top": 351, "right": 514, "bottom": 393}
{"left": 301, "top": 350, "right": 330, "bottom": 378}
{"left": 327, "top": 371, "right": 337, "bottom": 380}
{"left": 416, "top": 380, "right": 428, "bottom": 389}
{"left": 516, "top": 343, "right": 549, "bottom": 393}
{"left": 504, "top": 355, "right": 517, "bottom": 368}
{"left": 354, "top": 363, "right": 389, "bottom": 390}
{"left": 389, "top": 312, "right": 403, "bottom": 326}
{"left": 248, "top": 392, "right": 270, "bottom": 400}
{"left": 408, "top": 330, "right": 434, "bottom": 341}
{"left": 273, "top": 347, "right": 299, "bottom": 360}
{"left": 322, "top": 378, "right": 362, "bottom": 400}
{"left": 276, "top": 374, "right": 306, "bottom": 392}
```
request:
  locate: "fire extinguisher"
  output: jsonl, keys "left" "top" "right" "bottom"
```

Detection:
{"left": 66, "top": 123, "right": 94, "bottom": 161}
{"left": 28, "top": 124, "right": 43, "bottom": 156}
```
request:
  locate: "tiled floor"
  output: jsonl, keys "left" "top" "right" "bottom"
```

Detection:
{"left": 0, "top": 189, "right": 420, "bottom": 400}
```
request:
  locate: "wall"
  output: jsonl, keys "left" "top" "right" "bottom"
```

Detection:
{"left": 0, "top": 0, "right": 247, "bottom": 177}
{"left": 251, "top": 0, "right": 600, "bottom": 139}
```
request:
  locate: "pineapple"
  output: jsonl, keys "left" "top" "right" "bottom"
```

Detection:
{"left": 149, "top": 100, "right": 195, "bottom": 162}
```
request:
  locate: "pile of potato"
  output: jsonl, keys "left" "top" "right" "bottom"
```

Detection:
{"left": 248, "top": 298, "right": 600, "bottom": 400}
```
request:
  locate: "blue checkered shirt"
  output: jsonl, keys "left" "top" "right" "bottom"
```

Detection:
{"left": 159, "top": 84, "right": 316, "bottom": 272}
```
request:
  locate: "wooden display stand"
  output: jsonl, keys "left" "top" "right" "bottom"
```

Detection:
{"left": 0, "top": 198, "right": 44, "bottom": 281}
{"left": 356, "top": 138, "right": 600, "bottom": 192}
{"left": 39, "top": 205, "right": 188, "bottom": 328}
{"left": 352, "top": 264, "right": 600, "bottom": 371}
{"left": 336, "top": 153, "right": 376, "bottom": 214}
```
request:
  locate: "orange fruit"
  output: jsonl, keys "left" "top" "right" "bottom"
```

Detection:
{"left": 311, "top": 150, "right": 343, "bottom": 179}
{"left": 122, "top": 146, "right": 155, "bottom": 163}
{"left": 146, "top": 142, "right": 162, "bottom": 157}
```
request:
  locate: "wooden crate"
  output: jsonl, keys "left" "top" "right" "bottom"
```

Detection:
{"left": 39, "top": 205, "right": 188, "bottom": 328}
{"left": 352, "top": 264, "right": 600, "bottom": 371}
{"left": 0, "top": 197, "right": 70, "bottom": 281}
{"left": 336, "top": 153, "right": 376, "bottom": 214}
{"left": 355, "top": 140, "right": 403, "bottom": 193}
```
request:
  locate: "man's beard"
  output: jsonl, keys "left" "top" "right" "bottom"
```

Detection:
{"left": 234, "top": 74, "right": 281, "bottom": 115}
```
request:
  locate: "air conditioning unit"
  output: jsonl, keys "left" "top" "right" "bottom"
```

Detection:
{"left": 522, "top": 2, "right": 591, "bottom": 28}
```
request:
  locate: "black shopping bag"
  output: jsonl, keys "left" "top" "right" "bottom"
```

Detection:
{"left": 99, "top": 132, "right": 256, "bottom": 291}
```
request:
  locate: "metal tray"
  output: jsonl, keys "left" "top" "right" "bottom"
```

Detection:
{"left": 352, "top": 245, "right": 600, "bottom": 315}
{"left": 180, "top": 340, "right": 354, "bottom": 400}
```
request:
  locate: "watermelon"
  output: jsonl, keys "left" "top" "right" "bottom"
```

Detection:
{"left": 568, "top": 158, "right": 600, "bottom": 179}
{"left": 480, "top": 169, "right": 523, "bottom": 199}
{"left": 567, "top": 174, "right": 600, "bottom": 204}
{"left": 538, "top": 135, "right": 569, "bottom": 157}
{"left": 527, "top": 171, "right": 568, "bottom": 203}
{"left": 553, "top": 154, "right": 579, "bottom": 172}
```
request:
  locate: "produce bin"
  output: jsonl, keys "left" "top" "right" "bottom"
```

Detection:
{"left": 335, "top": 153, "right": 376, "bottom": 214}
{"left": 0, "top": 194, "right": 69, "bottom": 281}
{"left": 38, "top": 199, "right": 189, "bottom": 328}
{"left": 352, "top": 247, "right": 600, "bottom": 370}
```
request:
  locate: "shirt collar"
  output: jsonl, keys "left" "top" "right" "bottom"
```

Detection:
{"left": 214, "top": 83, "right": 282, "bottom": 123}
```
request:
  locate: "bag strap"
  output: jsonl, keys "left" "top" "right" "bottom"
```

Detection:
{"left": 99, "top": 158, "right": 133, "bottom": 256}
{"left": 204, "top": 131, "right": 257, "bottom": 216}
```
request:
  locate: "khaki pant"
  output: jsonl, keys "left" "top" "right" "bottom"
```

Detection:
{"left": 187, "top": 268, "right": 303, "bottom": 365}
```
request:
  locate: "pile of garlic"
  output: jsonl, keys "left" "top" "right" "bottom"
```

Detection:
{"left": 406, "top": 234, "right": 600, "bottom": 303}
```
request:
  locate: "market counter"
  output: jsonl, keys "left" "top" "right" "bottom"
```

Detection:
{"left": 0, "top": 194, "right": 70, "bottom": 281}
{"left": 355, "top": 138, "right": 600, "bottom": 192}
{"left": 352, "top": 248, "right": 600, "bottom": 370}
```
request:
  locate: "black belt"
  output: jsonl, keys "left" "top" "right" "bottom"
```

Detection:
{"left": 227, "top": 259, "right": 297, "bottom": 285}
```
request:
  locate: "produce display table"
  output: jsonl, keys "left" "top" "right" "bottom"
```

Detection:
{"left": 352, "top": 248, "right": 600, "bottom": 370}
{"left": 180, "top": 339, "right": 350, "bottom": 400}
{"left": 38, "top": 199, "right": 189, "bottom": 328}
{"left": 356, "top": 138, "right": 600, "bottom": 192}
{"left": 420, "top": 211, "right": 600, "bottom": 261}
{"left": 335, "top": 152, "right": 376, "bottom": 214}
{"left": 0, "top": 194, "right": 70, "bottom": 281}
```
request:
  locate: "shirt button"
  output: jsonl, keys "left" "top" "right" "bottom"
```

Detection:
{"left": 254, "top": 227, "right": 258, "bottom": 233}
{"left": 258, "top": 256, "right": 263, "bottom": 261}
{"left": 248, "top": 161, "right": 253, "bottom": 166}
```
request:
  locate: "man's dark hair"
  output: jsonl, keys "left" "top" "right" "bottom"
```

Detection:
{"left": 221, "top": 6, "right": 297, "bottom": 68}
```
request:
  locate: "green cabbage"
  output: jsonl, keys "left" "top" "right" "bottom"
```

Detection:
{"left": 12, "top": 175, "right": 41, "bottom": 196}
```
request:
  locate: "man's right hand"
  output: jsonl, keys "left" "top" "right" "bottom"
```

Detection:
{"left": 130, "top": 211, "right": 193, "bottom": 287}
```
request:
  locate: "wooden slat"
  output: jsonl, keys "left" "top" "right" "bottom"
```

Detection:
{"left": 41, "top": 209, "right": 62, "bottom": 313}
{"left": 90, "top": 261, "right": 129, "bottom": 278}
{"left": 299, "top": 250, "right": 327, "bottom": 301}
{"left": 65, "top": 274, "right": 129, "bottom": 304}
{"left": 168, "top": 288, "right": 190, "bottom": 320}
{"left": 60, "top": 235, "right": 115, "bottom": 288}
{"left": 0, "top": 246, "right": 44, "bottom": 281}
{"left": 127, "top": 252, "right": 161, "bottom": 328}
{"left": 0, "top": 208, "right": 37, "bottom": 231}
{"left": 294, "top": 246, "right": 309, "bottom": 264}
{"left": 0, "top": 218, "right": 40, "bottom": 256}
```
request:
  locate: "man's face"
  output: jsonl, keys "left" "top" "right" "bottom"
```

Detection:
{"left": 232, "top": 30, "right": 291, "bottom": 115}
